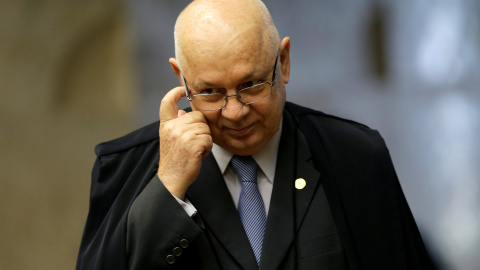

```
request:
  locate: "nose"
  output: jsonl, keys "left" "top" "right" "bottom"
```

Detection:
{"left": 221, "top": 94, "right": 250, "bottom": 121}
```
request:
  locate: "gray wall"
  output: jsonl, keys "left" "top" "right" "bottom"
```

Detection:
{"left": 0, "top": 1, "right": 136, "bottom": 269}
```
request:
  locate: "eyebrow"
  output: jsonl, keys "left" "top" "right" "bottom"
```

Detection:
{"left": 192, "top": 68, "right": 271, "bottom": 89}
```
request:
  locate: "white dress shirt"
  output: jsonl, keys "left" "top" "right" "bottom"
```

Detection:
{"left": 173, "top": 119, "right": 283, "bottom": 217}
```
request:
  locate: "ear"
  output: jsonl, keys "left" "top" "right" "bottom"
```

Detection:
{"left": 279, "top": 37, "right": 291, "bottom": 84}
{"left": 169, "top": 58, "right": 184, "bottom": 85}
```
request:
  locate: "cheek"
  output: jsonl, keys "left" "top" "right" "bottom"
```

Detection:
{"left": 261, "top": 94, "right": 284, "bottom": 123}
{"left": 202, "top": 112, "right": 222, "bottom": 132}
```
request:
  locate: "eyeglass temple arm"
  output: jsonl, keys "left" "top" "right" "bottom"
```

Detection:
{"left": 271, "top": 50, "right": 280, "bottom": 86}
{"left": 182, "top": 75, "right": 193, "bottom": 101}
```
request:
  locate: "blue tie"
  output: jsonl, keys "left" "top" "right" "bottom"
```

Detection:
{"left": 231, "top": 155, "right": 266, "bottom": 265}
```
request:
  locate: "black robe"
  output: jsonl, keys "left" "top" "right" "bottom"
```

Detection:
{"left": 76, "top": 102, "right": 436, "bottom": 269}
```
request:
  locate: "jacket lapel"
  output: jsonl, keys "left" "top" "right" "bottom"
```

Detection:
{"left": 187, "top": 154, "right": 258, "bottom": 269}
{"left": 259, "top": 112, "right": 321, "bottom": 270}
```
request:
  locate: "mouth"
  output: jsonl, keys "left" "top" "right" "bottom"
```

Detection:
{"left": 226, "top": 123, "right": 254, "bottom": 137}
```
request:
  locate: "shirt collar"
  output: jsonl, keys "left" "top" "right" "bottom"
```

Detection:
{"left": 212, "top": 117, "right": 283, "bottom": 184}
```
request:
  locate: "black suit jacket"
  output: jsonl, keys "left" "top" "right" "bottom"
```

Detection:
{"left": 76, "top": 102, "right": 435, "bottom": 269}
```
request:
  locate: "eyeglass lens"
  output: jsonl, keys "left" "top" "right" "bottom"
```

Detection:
{"left": 191, "top": 83, "right": 272, "bottom": 111}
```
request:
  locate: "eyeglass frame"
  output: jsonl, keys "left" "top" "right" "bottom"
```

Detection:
{"left": 181, "top": 51, "right": 279, "bottom": 111}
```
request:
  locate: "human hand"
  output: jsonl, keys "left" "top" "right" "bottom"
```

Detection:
{"left": 157, "top": 86, "right": 213, "bottom": 200}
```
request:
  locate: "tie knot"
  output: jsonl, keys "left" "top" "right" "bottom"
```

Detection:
{"left": 230, "top": 155, "right": 258, "bottom": 183}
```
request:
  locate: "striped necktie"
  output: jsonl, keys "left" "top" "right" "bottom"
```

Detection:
{"left": 231, "top": 155, "right": 266, "bottom": 265}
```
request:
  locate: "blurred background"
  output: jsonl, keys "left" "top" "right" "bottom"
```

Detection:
{"left": 1, "top": 0, "right": 479, "bottom": 269}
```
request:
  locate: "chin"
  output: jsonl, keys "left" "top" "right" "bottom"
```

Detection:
{"left": 223, "top": 137, "right": 266, "bottom": 156}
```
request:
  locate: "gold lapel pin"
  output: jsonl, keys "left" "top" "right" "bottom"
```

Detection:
{"left": 295, "top": 178, "right": 306, "bottom": 190}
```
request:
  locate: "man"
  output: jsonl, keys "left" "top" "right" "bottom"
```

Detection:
{"left": 77, "top": 0, "right": 436, "bottom": 269}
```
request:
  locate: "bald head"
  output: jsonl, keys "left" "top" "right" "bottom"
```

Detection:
{"left": 174, "top": 0, "right": 280, "bottom": 73}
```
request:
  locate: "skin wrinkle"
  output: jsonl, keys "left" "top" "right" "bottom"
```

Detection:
{"left": 183, "top": 30, "right": 264, "bottom": 76}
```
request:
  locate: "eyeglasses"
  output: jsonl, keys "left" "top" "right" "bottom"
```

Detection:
{"left": 182, "top": 52, "right": 279, "bottom": 111}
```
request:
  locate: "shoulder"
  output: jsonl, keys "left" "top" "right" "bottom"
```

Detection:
{"left": 94, "top": 121, "right": 160, "bottom": 157}
{"left": 285, "top": 102, "right": 387, "bottom": 160}
{"left": 285, "top": 102, "right": 379, "bottom": 138}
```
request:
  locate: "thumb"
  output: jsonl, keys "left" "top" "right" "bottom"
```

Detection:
{"left": 160, "top": 86, "right": 187, "bottom": 123}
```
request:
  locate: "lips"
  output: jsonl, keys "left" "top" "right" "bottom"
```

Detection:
{"left": 226, "top": 123, "right": 254, "bottom": 137}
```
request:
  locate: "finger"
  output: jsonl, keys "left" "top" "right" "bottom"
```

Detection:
{"left": 178, "top": 109, "right": 187, "bottom": 117}
{"left": 181, "top": 111, "right": 207, "bottom": 124}
{"left": 190, "top": 122, "right": 211, "bottom": 135}
{"left": 196, "top": 134, "right": 213, "bottom": 159}
{"left": 160, "top": 86, "right": 187, "bottom": 123}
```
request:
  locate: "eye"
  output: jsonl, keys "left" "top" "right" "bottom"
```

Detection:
{"left": 202, "top": 88, "right": 214, "bottom": 94}
{"left": 199, "top": 88, "right": 225, "bottom": 95}
{"left": 242, "top": 80, "right": 262, "bottom": 88}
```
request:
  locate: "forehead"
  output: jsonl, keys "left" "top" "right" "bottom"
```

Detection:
{"left": 184, "top": 51, "right": 274, "bottom": 89}
{"left": 182, "top": 41, "right": 275, "bottom": 82}
{"left": 180, "top": 18, "right": 275, "bottom": 70}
